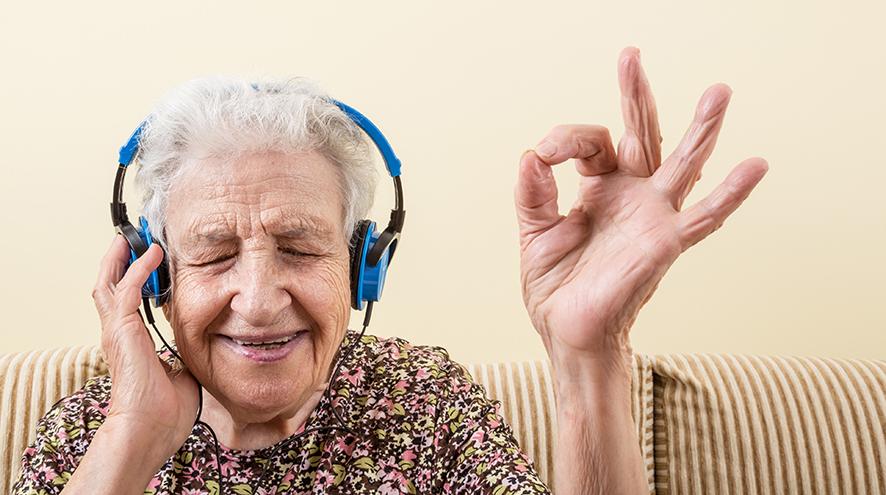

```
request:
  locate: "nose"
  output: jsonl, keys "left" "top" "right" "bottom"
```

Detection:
{"left": 229, "top": 249, "right": 292, "bottom": 327}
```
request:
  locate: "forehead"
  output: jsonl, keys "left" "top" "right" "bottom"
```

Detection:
{"left": 165, "top": 151, "right": 344, "bottom": 242}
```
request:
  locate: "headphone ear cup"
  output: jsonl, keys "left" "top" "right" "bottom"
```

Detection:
{"left": 349, "top": 220, "right": 373, "bottom": 310}
{"left": 136, "top": 216, "right": 171, "bottom": 307}
{"left": 120, "top": 221, "right": 147, "bottom": 260}
{"left": 153, "top": 250, "right": 171, "bottom": 306}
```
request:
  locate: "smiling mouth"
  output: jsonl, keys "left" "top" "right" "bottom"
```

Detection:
{"left": 221, "top": 330, "right": 307, "bottom": 350}
{"left": 231, "top": 336, "right": 293, "bottom": 350}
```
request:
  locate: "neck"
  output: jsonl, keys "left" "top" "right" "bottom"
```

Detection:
{"left": 199, "top": 385, "right": 328, "bottom": 451}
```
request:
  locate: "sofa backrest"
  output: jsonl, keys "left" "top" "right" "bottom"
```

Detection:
{"left": 1, "top": 346, "right": 884, "bottom": 494}
{"left": 650, "top": 354, "right": 885, "bottom": 495}
{"left": 1, "top": 346, "right": 106, "bottom": 494}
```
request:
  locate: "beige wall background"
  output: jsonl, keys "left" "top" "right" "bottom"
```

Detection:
{"left": 0, "top": 1, "right": 883, "bottom": 364}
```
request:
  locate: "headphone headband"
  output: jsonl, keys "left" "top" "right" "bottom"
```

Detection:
{"left": 331, "top": 101, "right": 401, "bottom": 178}
{"left": 117, "top": 100, "right": 401, "bottom": 174}
{"left": 112, "top": 99, "right": 406, "bottom": 250}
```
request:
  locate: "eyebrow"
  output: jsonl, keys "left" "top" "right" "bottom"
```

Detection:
{"left": 276, "top": 225, "right": 334, "bottom": 241}
{"left": 187, "top": 219, "right": 334, "bottom": 244}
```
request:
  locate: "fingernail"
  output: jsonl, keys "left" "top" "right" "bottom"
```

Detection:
{"left": 536, "top": 141, "right": 557, "bottom": 158}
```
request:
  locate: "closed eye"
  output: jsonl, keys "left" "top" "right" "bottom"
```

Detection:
{"left": 194, "top": 253, "right": 237, "bottom": 267}
{"left": 190, "top": 248, "right": 316, "bottom": 267}
{"left": 279, "top": 247, "right": 316, "bottom": 257}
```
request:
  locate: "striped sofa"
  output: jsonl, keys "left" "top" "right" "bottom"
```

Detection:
{"left": 1, "top": 346, "right": 884, "bottom": 494}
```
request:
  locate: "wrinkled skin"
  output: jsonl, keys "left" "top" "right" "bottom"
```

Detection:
{"left": 93, "top": 150, "right": 352, "bottom": 453}
{"left": 162, "top": 150, "right": 352, "bottom": 449}
{"left": 515, "top": 46, "right": 769, "bottom": 375}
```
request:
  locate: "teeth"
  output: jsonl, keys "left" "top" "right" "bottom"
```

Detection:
{"left": 233, "top": 335, "right": 295, "bottom": 346}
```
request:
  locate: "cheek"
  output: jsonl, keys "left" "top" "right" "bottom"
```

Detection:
{"left": 165, "top": 253, "right": 351, "bottom": 384}
{"left": 292, "top": 256, "right": 351, "bottom": 335}
{"left": 166, "top": 269, "right": 227, "bottom": 363}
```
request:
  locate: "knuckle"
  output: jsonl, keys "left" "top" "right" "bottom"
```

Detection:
{"left": 597, "top": 125, "right": 612, "bottom": 140}
{"left": 548, "top": 124, "right": 573, "bottom": 140}
{"left": 584, "top": 124, "right": 609, "bottom": 135}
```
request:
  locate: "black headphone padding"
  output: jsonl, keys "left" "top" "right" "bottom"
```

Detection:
{"left": 348, "top": 220, "right": 372, "bottom": 310}
{"left": 120, "top": 220, "right": 171, "bottom": 306}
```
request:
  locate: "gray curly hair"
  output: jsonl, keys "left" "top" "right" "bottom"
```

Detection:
{"left": 132, "top": 76, "right": 378, "bottom": 247}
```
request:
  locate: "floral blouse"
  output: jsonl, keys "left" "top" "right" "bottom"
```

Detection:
{"left": 13, "top": 331, "right": 552, "bottom": 494}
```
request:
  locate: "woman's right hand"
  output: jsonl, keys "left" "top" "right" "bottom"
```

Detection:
{"left": 91, "top": 234, "right": 198, "bottom": 464}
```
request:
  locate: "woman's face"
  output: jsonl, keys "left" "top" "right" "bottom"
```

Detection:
{"left": 161, "top": 150, "right": 352, "bottom": 423}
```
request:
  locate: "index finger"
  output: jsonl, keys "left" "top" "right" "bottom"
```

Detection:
{"left": 92, "top": 234, "right": 131, "bottom": 315}
{"left": 534, "top": 124, "right": 617, "bottom": 176}
{"left": 96, "top": 234, "right": 131, "bottom": 291}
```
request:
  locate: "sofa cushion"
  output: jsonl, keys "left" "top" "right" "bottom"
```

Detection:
{"left": 651, "top": 354, "right": 886, "bottom": 494}
{"left": 0, "top": 346, "right": 107, "bottom": 494}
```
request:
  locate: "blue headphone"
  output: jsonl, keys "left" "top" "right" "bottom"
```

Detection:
{"left": 110, "top": 98, "right": 405, "bottom": 312}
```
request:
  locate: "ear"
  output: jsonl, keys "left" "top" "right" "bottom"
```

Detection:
{"left": 161, "top": 303, "right": 172, "bottom": 321}
{"left": 159, "top": 227, "right": 175, "bottom": 319}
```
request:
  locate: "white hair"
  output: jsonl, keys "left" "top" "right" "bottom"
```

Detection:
{"left": 132, "top": 76, "right": 379, "bottom": 247}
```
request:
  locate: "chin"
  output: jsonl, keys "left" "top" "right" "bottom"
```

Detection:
{"left": 207, "top": 331, "right": 320, "bottom": 421}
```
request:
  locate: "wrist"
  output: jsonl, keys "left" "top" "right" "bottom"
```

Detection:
{"left": 548, "top": 337, "right": 632, "bottom": 388}
{"left": 63, "top": 418, "right": 174, "bottom": 494}
{"left": 547, "top": 343, "right": 634, "bottom": 417}
{"left": 100, "top": 415, "right": 180, "bottom": 469}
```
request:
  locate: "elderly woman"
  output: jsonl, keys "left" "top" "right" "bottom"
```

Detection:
{"left": 13, "top": 47, "right": 767, "bottom": 494}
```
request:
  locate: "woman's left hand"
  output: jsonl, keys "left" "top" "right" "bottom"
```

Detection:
{"left": 515, "top": 46, "right": 769, "bottom": 377}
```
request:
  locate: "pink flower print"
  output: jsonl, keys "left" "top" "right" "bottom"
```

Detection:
{"left": 34, "top": 463, "right": 58, "bottom": 483}
{"left": 377, "top": 397, "right": 396, "bottom": 414}
{"left": 315, "top": 470, "right": 335, "bottom": 486}
{"left": 387, "top": 346, "right": 402, "bottom": 359}
{"left": 280, "top": 470, "right": 297, "bottom": 483}
{"left": 470, "top": 430, "right": 485, "bottom": 445}
{"left": 400, "top": 449, "right": 416, "bottom": 462}
{"left": 219, "top": 456, "right": 241, "bottom": 477}
{"left": 378, "top": 459, "right": 410, "bottom": 492}
{"left": 449, "top": 378, "right": 472, "bottom": 393}
{"left": 146, "top": 478, "right": 161, "bottom": 490}
{"left": 335, "top": 436, "right": 357, "bottom": 456}
{"left": 342, "top": 367, "right": 365, "bottom": 386}
{"left": 415, "top": 367, "right": 429, "bottom": 380}
{"left": 379, "top": 481, "right": 405, "bottom": 495}
{"left": 367, "top": 407, "right": 388, "bottom": 420}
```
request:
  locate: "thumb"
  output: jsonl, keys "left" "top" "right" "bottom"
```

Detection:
{"left": 514, "top": 150, "right": 562, "bottom": 241}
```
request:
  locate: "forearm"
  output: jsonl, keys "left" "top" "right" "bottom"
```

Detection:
{"left": 552, "top": 353, "right": 646, "bottom": 495}
{"left": 60, "top": 419, "right": 168, "bottom": 494}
